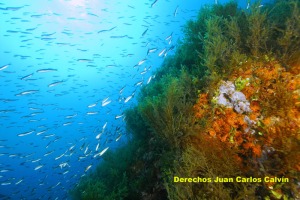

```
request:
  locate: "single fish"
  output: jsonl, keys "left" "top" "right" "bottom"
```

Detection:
{"left": 36, "top": 68, "right": 57, "bottom": 73}
{"left": 119, "top": 85, "right": 126, "bottom": 94}
{"left": 97, "top": 26, "right": 116, "bottom": 33}
{"left": 124, "top": 94, "right": 133, "bottom": 103}
{"left": 88, "top": 103, "right": 97, "bottom": 108}
{"left": 44, "top": 150, "right": 54, "bottom": 156}
{"left": 15, "top": 90, "right": 39, "bottom": 96}
{"left": 151, "top": 0, "right": 158, "bottom": 7}
{"left": 95, "top": 143, "right": 100, "bottom": 151}
{"left": 36, "top": 130, "right": 47, "bottom": 135}
{"left": 94, "top": 147, "right": 109, "bottom": 158}
{"left": 165, "top": 32, "right": 173, "bottom": 41}
{"left": 142, "top": 28, "right": 148, "bottom": 37}
{"left": 84, "top": 146, "right": 89, "bottom": 154}
{"left": 0, "top": 64, "right": 9, "bottom": 71}
{"left": 102, "top": 100, "right": 111, "bottom": 106}
{"left": 84, "top": 165, "right": 92, "bottom": 172}
{"left": 96, "top": 132, "right": 102, "bottom": 140}
{"left": 69, "top": 145, "right": 76, "bottom": 151}
{"left": 18, "top": 130, "right": 34, "bottom": 137}
{"left": 134, "top": 80, "right": 143, "bottom": 86}
{"left": 140, "top": 68, "right": 148, "bottom": 75}
{"left": 32, "top": 159, "right": 41, "bottom": 163}
{"left": 1, "top": 182, "right": 11, "bottom": 185}
{"left": 99, "top": 147, "right": 109, "bottom": 156}
{"left": 34, "top": 165, "right": 44, "bottom": 170}
{"left": 77, "top": 59, "right": 93, "bottom": 62}
{"left": 138, "top": 58, "right": 147, "bottom": 66}
{"left": 102, "top": 97, "right": 109, "bottom": 103}
{"left": 20, "top": 73, "right": 34, "bottom": 80}
{"left": 0, "top": 169, "right": 11, "bottom": 172}
{"left": 158, "top": 48, "right": 166, "bottom": 57}
{"left": 55, "top": 150, "right": 67, "bottom": 160}
{"left": 116, "top": 135, "right": 122, "bottom": 141}
{"left": 6, "top": 6, "right": 24, "bottom": 11}
{"left": 66, "top": 114, "right": 77, "bottom": 118}
{"left": 48, "top": 80, "right": 64, "bottom": 87}
{"left": 174, "top": 6, "right": 179, "bottom": 17}
{"left": 63, "top": 122, "right": 72, "bottom": 126}
{"left": 115, "top": 114, "right": 124, "bottom": 119}
{"left": 103, "top": 122, "right": 107, "bottom": 130}
{"left": 87, "top": 112, "right": 98, "bottom": 115}
{"left": 15, "top": 178, "right": 24, "bottom": 185}
{"left": 147, "top": 48, "right": 157, "bottom": 55}
{"left": 110, "top": 35, "right": 129, "bottom": 39}
{"left": 147, "top": 76, "right": 153, "bottom": 84}
{"left": 41, "top": 32, "right": 56, "bottom": 37}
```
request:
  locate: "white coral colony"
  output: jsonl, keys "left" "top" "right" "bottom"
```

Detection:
{"left": 216, "top": 81, "right": 251, "bottom": 114}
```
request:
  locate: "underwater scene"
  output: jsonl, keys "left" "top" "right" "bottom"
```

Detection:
{"left": 0, "top": 0, "right": 299, "bottom": 199}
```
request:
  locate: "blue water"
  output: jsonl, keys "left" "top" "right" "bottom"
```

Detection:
{"left": 0, "top": 0, "right": 269, "bottom": 199}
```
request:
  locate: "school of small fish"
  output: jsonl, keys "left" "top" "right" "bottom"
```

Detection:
{"left": 0, "top": 0, "right": 204, "bottom": 199}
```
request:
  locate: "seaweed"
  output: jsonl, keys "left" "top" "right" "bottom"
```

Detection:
{"left": 245, "top": 1, "right": 269, "bottom": 57}
{"left": 163, "top": 136, "right": 257, "bottom": 200}
{"left": 138, "top": 70, "right": 196, "bottom": 147}
{"left": 268, "top": 0, "right": 300, "bottom": 65}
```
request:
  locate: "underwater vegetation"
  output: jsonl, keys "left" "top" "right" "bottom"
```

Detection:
{"left": 71, "top": 0, "right": 299, "bottom": 199}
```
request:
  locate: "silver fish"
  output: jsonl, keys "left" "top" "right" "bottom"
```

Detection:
{"left": 18, "top": 130, "right": 34, "bottom": 137}
{"left": 0, "top": 64, "right": 9, "bottom": 71}
{"left": 134, "top": 80, "right": 143, "bottom": 86}
{"left": 84, "top": 164, "right": 92, "bottom": 172}
{"left": 103, "top": 122, "right": 107, "bottom": 130}
{"left": 44, "top": 150, "right": 54, "bottom": 156}
{"left": 15, "top": 178, "right": 24, "bottom": 185}
{"left": 34, "top": 165, "right": 44, "bottom": 170}
{"left": 36, "top": 68, "right": 57, "bottom": 73}
{"left": 124, "top": 95, "right": 133, "bottom": 103}
{"left": 20, "top": 73, "right": 34, "bottom": 80}
{"left": 116, "top": 135, "right": 122, "bottom": 142}
{"left": 174, "top": 6, "right": 179, "bottom": 17}
{"left": 94, "top": 147, "right": 109, "bottom": 158}
{"left": 96, "top": 132, "right": 102, "bottom": 140}
{"left": 165, "top": 32, "right": 173, "bottom": 41}
{"left": 87, "top": 111, "right": 98, "bottom": 115}
{"left": 158, "top": 48, "right": 166, "bottom": 57}
{"left": 15, "top": 90, "right": 39, "bottom": 96}
{"left": 147, "top": 48, "right": 157, "bottom": 55}
{"left": 151, "top": 0, "right": 158, "bottom": 7}
{"left": 48, "top": 81, "right": 64, "bottom": 87}
{"left": 138, "top": 58, "right": 147, "bottom": 66}
{"left": 115, "top": 114, "right": 124, "bottom": 119}
{"left": 95, "top": 143, "right": 100, "bottom": 151}
{"left": 32, "top": 159, "right": 41, "bottom": 163}
{"left": 102, "top": 100, "right": 111, "bottom": 106}
{"left": 147, "top": 76, "right": 153, "bottom": 84}
{"left": 88, "top": 103, "right": 97, "bottom": 108}
{"left": 142, "top": 28, "right": 148, "bottom": 36}
{"left": 1, "top": 182, "right": 11, "bottom": 185}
